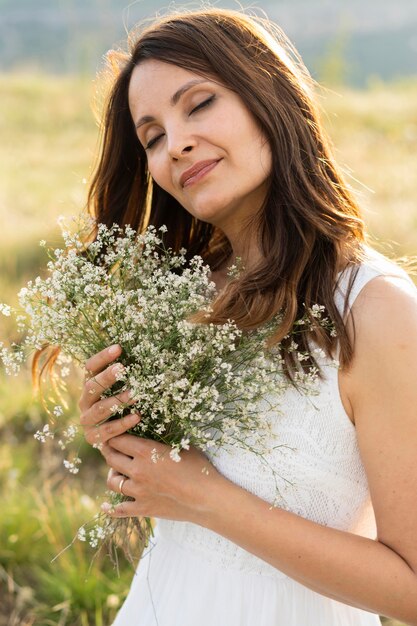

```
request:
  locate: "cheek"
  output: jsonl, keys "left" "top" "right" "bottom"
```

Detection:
{"left": 147, "top": 158, "right": 171, "bottom": 190}
{"left": 222, "top": 108, "right": 271, "bottom": 168}
{"left": 148, "top": 160, "right": 186, "bottom": 207}
{"left": 233, "top": 134, "right": 272, "bottom": 181}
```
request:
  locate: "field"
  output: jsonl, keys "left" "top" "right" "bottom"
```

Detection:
{"left": 0, "top": 72, "right": 416, "bottom": 625}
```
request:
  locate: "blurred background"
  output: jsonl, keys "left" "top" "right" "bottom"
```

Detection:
{"left": 0, "top": 1, "right": 416, "bottom": 624}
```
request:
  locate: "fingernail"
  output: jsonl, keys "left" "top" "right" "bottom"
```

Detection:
{"left": 128, "top": 413, "right": 141, "bottom": 423}
{"left": 108, "top": 344, "right": 120, "bottom": 357}
{"left": 112, "top": 363, "right": 124, "bottom": 376}
{"left": 120, "top": 389, "right": 132, "bottom": 401}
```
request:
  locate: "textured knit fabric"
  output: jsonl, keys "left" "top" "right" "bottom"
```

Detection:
{"left": 113, "top": 246, "right": 415, "bottom": 626}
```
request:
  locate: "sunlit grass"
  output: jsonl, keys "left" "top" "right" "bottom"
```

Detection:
{"left": 0, "top": 73, "right": 97, "bottom": 246}
{"left": 0, "top": 480, "right": 132, "bottom": 626}
{"left": 0, "top": 71, "right": 416, "bottom": 625}
{"left": 319, "top": 78, "right": 417, "bottom": 256}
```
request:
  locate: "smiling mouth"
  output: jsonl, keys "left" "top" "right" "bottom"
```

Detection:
{"left": 182, "top": 159, "right": 221, "bottom": 188}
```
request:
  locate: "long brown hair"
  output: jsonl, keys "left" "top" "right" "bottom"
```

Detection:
{"left": 86, "top": 8, "right": 366, "bottom": 379}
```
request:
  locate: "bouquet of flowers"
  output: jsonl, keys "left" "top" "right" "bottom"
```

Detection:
{"left": 0, "top": 217, "right": 333, "bottom": 559}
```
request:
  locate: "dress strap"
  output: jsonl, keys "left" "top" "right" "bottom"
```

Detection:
{"left": 334, "top": 245, "right": 414, "bottom": 321}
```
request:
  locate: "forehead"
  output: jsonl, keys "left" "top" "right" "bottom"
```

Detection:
{"left": 128, "top": 60, "right": 210, "bottom": 113}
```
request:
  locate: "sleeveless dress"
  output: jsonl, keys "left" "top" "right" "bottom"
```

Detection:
{"left": 113, "top": 246, "right": 415, "bottom": 626}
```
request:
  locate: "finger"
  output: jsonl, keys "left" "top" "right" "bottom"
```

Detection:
{"left": 101, "top": 500, "right": 138, "bottom": 518}
{"left": 85, "top": 413, "right": 141, "bottom": 446}
{"left": 107, "top": 470, "right": 133, "bottom": 496}
{"left": 79, "top": 363, "right": 126, "bottom": 412}
{"left": 108, "top": 433, "right": 155, "bottom": 458}
{"left": 101, "top": 445, "right": 134, "bottom": 476}
{"left": 84, "top": 344, "right": 122, "bottom": 378}
{"left": 107, "top": 467, "right": 124, "bottom": 482}
{"left": 81, "top": 389, "right": 136, "bottom": 427}
{"left": 109, "top": 435, "right": 170, "bottom": 463}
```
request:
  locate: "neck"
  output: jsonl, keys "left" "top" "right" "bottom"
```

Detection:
{"left": 218, "top": 222, "right": 263, "bottom": 274}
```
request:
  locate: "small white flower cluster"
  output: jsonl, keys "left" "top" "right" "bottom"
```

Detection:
{"left": 34, "top": 424, "right": 55, "bottom": 443}
{"left": 77, "top": 526, "right": 87, "bottom": 542}
{"left": 0, "top": 219, "right": 337, "bottom": 552}
{"left": 0, "top": 303, "right": 11, "bottom": 317}
{"left": 307, "top": 303, "right": 337, "bottom": 337}
{"left": 57, "top": 423, "right": 79, "bottom": 451}
{"left": 63, "top": 456, "right": 81, "bottom": 474}
{"left": 63, "top": 424, "right": 78, "bottom": 440}
{"left": 77, "top": 516, "right": 114, "bottom": 548}
{"left": 310, "top": 303, "right": 326, "bottom": 318}
{"left": 0, "top": 340, "right": 25, "bottom": 376}
{"left": 32, "top": 400, "right": 79, "bottom": 461}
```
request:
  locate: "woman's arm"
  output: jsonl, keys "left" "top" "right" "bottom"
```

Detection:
{"left": 85, "top": 276, "right": 417, "bottom": 624}
{"left": 202, "top": 276, "right": 417, "bottom": 623}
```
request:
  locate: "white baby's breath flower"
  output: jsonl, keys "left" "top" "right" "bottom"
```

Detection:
{"left": 63, "top": 424, "right": 78, "bottom": 441}
{"left": 34, "top": 424, "right": 54, "bottom": 443}
{"left": 77, "top": 526, "right": 87, "bottom": 541}
{"left": 169, "top": 447, "right": 181, "bottom": 463}
{"left": 63, "top": 457, "right": 81, "bottom": 474}
{"left": 311, "top": 303, "right": 326, "bottom": 318}
{"left": 151, "top": 448, "right": 160, "bottom": 463}
{"left": 0, "top": 304, "right": 11, "bottom": 316}
{"left": 0, "top": 220, "right": 336, "bottom": 557}
{"left": 313, "top": 347, "right": 326, "bottom": 359}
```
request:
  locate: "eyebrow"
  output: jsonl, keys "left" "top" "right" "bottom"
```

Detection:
{"left": 134, "top": 79, "right": 209, "bottom": 130}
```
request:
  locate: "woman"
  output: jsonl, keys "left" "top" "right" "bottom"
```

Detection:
{"left": 78, "top": 8, "right": 417, "bottom": 626}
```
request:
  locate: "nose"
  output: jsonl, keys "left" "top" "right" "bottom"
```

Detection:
{"left": 166, "top": 125, "right": 196, "bottom": 160}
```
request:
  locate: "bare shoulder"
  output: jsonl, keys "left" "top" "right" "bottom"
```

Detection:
{"left": 347, "top": 273, "right": 417, "bottom": 361}
{"left": 339, "top": 273, "right": 417, "bottom": 423}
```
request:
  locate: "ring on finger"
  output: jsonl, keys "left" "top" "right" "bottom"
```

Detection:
{"left": 118, "top": 476, "right": 128, "bottom": 496}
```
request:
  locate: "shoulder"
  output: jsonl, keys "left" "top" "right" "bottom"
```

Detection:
{"left": 351, "top": 273, "right": 417, "bottom": 330}
{"left": 338, "top": 245, "right": 417, "bottom": 352}
{"left": 350, "top": 272, "right": 417, "bottom": 355}
{"left": 343, "top": 275, "right": 417, "bottom": 423}
{"left": 341, "top": 265, "right": 417, "bottom": 420}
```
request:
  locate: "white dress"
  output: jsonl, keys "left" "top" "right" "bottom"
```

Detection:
{"left": 113, "top": 246, "right": 414, "bottom": 626}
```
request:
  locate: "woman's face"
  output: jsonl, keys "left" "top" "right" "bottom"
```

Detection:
{"left": 128, "top": 60, "right": 272, "bottom": 233}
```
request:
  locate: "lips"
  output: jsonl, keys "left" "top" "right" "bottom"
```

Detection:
{"left": 180, "top": 159, "right": 221, "bottom": 188}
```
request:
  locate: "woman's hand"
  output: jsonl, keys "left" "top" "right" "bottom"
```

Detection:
{"left": 79, "top": 343, "right": 227, "bottom": 524}
{"left": 78, "top": 344, "right": 140, "bottom": 449}
{"left": 101, "top": 435, "right": 224, "bottom": 524}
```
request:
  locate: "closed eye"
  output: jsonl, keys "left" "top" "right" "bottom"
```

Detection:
{"left": 189, "top": 94, "right": 215, "bottom": 115}
{"left": 145, "top": 133, "right": 164, "bottom": 150}
{"left": 144, "top": 95, "right": 216, "bottom": 150}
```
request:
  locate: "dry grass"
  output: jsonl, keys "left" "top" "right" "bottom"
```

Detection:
{"left": 319, "top": 78, "right": 417, "bottom": 257}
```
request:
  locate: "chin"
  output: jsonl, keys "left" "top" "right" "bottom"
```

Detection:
{"left": 191, "top": 211, "right": 228, "bottom": 228}
{"left": 185, "top": 197, "right": 236, "bottom": 226}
